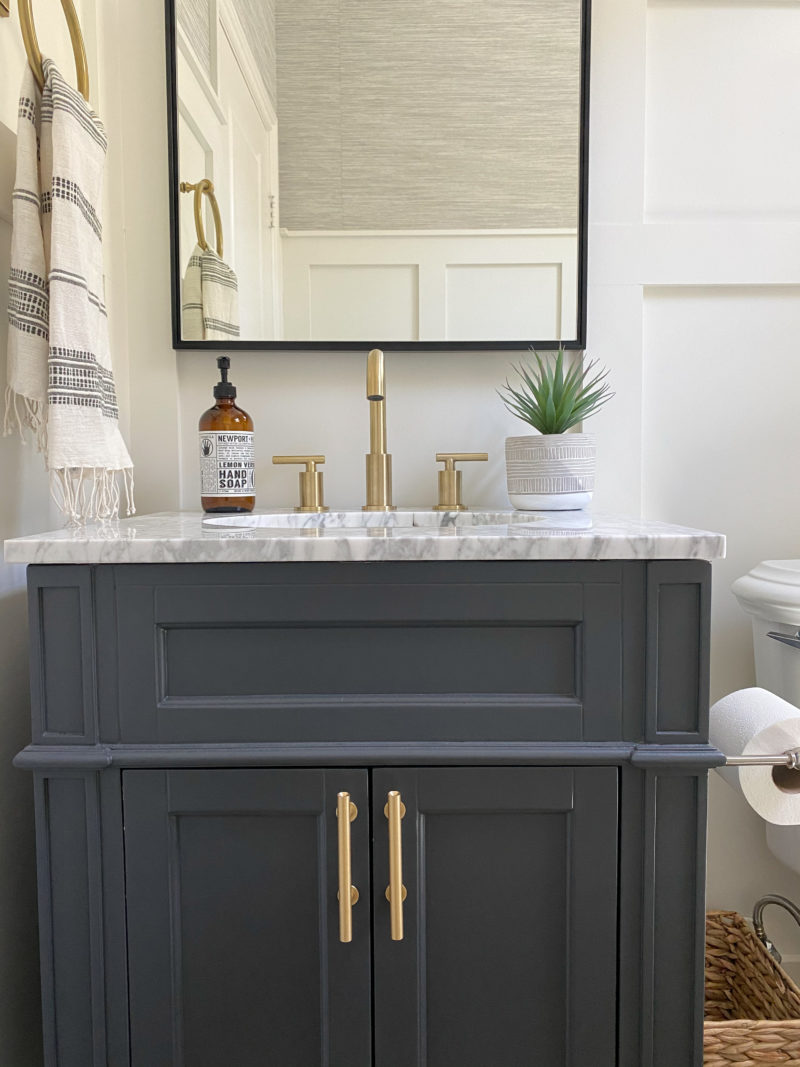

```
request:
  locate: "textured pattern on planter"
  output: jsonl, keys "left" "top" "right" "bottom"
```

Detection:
{"left": 506, "top": 434, "right": 596, "bottom": 496}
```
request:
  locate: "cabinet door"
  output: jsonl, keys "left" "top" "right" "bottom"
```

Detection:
{"left": 372, "top": 767, "right": 619, "bottom": 1067}
{"left": 123, "top": 769, "right": 371, "bottom": 1067}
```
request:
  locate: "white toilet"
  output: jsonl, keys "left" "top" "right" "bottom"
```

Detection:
{"left": 733, "top": 560, "right": 800, "bottom": 704}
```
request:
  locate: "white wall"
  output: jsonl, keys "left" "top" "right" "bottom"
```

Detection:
{"left": 3, "top": 0, "right": 800, "bottom": 1042}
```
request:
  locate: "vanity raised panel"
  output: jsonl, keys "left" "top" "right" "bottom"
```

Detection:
{"left": 371, "top": 766, "right": 619, "bottom": 1067}
{"left": 124, "top": 768, "right": 373, "bottom": 1067}
{"left": 87, "top": 560, "right": 639, "bottom": 745}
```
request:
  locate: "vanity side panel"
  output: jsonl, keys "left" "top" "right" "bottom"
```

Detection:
{"left": 28, "top": 566, "right": 97, "bottom": 744}
{"left": 645, "top": 561, "right": 711, "bottom": 743}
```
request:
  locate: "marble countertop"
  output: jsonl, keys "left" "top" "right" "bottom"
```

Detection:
{"left": 4, "top": 509, "right": 726, "bottom": 564}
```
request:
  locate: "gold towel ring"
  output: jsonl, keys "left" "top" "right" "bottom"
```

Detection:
{"left": 18, "top": 0, "right": 90, "bottom": 102}
{"left": 180, "top": 179, "right": 224, "bottom": 258}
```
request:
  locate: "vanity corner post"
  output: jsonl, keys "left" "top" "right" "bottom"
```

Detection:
{"left": 619, "top": 557, "right": 715, "bottom": 1067}
{"left": 645, "top": 559, "right": 713, "bottom": 745}
{"left": 618, "top": 758, "right": 710, "bottom": 1067}
{"left": 22, "top": 564, "right": 126, "bottom": 1067}
{"left": 31, "top": 762, "right": 125, "bottom": 1067}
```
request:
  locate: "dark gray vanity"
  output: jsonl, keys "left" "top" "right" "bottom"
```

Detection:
{"left": 7, "top": 512, "right": 725, "bottom": 1067}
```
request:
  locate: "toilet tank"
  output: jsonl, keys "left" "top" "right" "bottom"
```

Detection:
{"left": 733, "top": 560, "right": 800, "bottom": 704}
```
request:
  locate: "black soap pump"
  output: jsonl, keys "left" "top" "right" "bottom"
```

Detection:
{"left": 198, "top": 356, "right": 255, "bottom": 512}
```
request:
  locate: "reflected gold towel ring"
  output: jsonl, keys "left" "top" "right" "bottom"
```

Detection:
{"left": 18, "top": 0, "right": 90, "bottom": 102}
{"left": 180, "top": 179, "right": 224, "bottom": 258}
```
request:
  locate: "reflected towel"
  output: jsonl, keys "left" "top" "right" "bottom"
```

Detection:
{"left": 4, "top": 59, "right": 134, "bottom": 522}
{"left": 181, "top": 244, "right": 240, "bottom": 341}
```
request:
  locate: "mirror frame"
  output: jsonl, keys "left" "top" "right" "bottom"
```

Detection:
{"left": 165, "top": 0, "right": 591, "bottom": 351}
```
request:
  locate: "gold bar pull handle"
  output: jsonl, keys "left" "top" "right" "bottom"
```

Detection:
{"left": 384, "top": 791, "right": 407, "bottom": 941}
{"left": 336, "top": 792, "right": 359, "bottom": 943}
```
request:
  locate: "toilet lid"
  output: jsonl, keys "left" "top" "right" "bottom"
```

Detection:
{"left": 733, "top": 560, "right": 800, "bottom": 624}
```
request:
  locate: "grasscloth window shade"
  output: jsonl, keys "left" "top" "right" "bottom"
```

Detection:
{"left": 276, "top": 0, "right": 582, "bottom": 232}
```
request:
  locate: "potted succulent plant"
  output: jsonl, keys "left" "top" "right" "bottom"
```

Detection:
{"left": 499, "top": 348, "right": 614, "bottom": 510}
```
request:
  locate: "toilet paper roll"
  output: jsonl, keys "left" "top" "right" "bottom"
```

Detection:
{"left": 710, "top": 687, "right": 800, "bottom": 826}
{"left": 766, "top": 823, "right": 800, "bottom": 876}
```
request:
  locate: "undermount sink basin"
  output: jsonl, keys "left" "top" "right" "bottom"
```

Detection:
{"left": 202, "top": 509, "right": 543, "bottom": 530}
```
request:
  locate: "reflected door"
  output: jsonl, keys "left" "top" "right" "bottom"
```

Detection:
{"left": 177, "top": 15, "right": 279, "bottom": 340}
{"left": 218, "top": 25, "right": 280, "bottom": 339}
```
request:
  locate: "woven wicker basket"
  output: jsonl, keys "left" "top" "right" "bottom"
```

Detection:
{"left": 705, "top": 910, "right": 800, "bottom": 1065}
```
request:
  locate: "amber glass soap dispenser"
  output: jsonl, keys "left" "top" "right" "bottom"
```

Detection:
{"left": 199, "top": 356, "right": 255, "bottom": 513}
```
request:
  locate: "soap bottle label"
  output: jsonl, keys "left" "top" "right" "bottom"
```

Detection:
{"left": 199, "top": 432, "right": 255, "bottom": 496}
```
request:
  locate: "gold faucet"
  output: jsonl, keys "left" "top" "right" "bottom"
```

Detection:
{"left": 363, "top": 349, "right": 396, "bottom": 511}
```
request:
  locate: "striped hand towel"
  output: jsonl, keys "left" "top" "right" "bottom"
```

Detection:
{"left": 181, "top": 244, "right": 240, "bottom": 341}
{"left": 5, "top": 59, "right": 134, "bottom": 523}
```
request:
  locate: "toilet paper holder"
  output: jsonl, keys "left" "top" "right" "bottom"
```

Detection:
{"left": 767, "top": 630, "right": 800, "bottom": 651}
{"left": 725, "top": 749, "right": 800, "bottom": 769}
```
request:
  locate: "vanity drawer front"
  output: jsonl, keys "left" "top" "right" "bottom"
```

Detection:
{"left": 101, "top": 561, "right": 638, "bottom": 744}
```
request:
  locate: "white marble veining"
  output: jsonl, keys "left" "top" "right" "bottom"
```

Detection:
{"left": 4, "top": 509, "right": 726, "bottom": 564}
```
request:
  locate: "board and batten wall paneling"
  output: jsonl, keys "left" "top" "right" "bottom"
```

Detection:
{"left": 645, "top": 0, "right": 800, "bottom": 221}
{"left": 279, "top": 231, "right": 578, "bottom": 342}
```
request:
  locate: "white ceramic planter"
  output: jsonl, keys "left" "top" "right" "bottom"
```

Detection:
{"left": 505, "top": 433, "right": 596, "bottom": 510}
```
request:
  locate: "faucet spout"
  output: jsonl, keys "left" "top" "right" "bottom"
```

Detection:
{"left": 367, "top": 347, "right": 385, "bottom": 401}
{"left": 363, "top": 349, "right": 395, "bottom": 511}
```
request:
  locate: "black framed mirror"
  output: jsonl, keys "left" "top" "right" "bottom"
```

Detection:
{"left": 165, "top": 0, "right": 591, "bottom": 351}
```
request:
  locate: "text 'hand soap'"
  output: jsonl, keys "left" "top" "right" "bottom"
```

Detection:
{"left": 199, "top": 356, "right": 255, "bottom": 513}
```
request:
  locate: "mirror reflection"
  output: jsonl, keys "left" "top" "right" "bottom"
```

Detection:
{"left": 170, "top": 0, "right": 587, "bottom": 347}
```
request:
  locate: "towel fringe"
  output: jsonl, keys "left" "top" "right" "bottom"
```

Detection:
{"left": 4, "top": 385, "right": 46, "bottom": 450}
{"left": 50, "top": 466, "right": 136, "bottom": 526}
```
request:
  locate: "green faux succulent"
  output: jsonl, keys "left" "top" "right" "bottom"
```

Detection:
{"left": 499, "top": 347, "right": 614, "bottom": 435}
